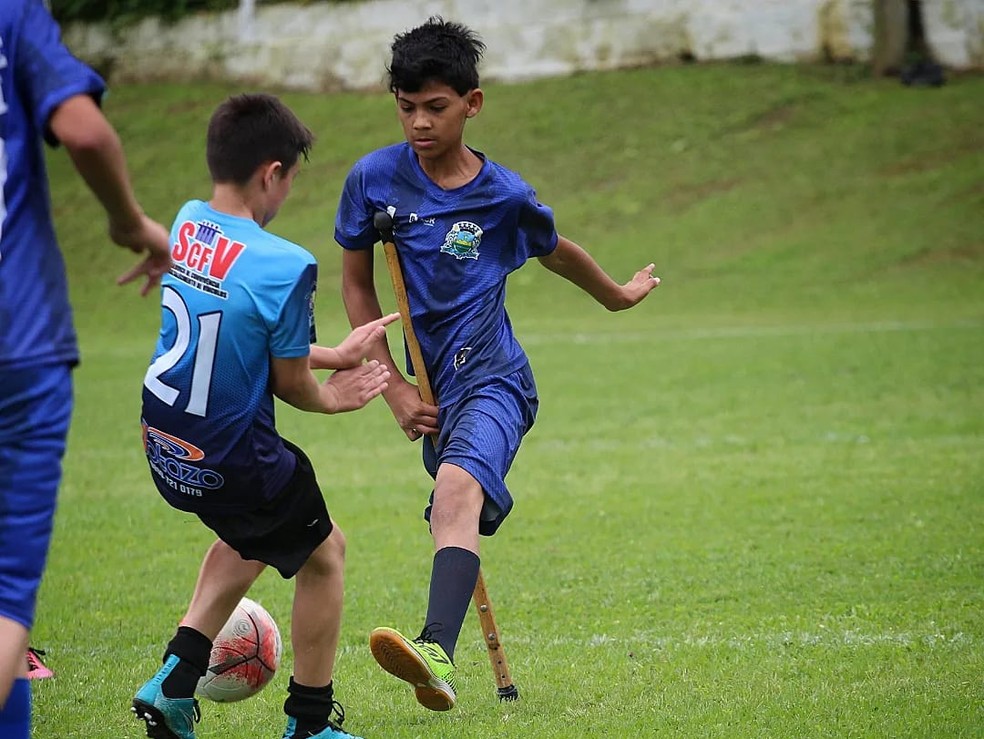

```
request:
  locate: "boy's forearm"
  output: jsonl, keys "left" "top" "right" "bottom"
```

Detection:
{"left": 274, "top": 373, "right": 337, "bottom": 414}
{"left": 53, "top": 96, "right": 144, "bottom": 234}
{"left": 272, "top": 355, "right": 337, "bottom": 413}
{"left": 309, "top": 345, "right": 342, "bottom": 370}
{"left": 540, "top": 235, "right": 624, "bottom": 310}
{"left": 342, "top": 287, "right": 404, "bottom": 376}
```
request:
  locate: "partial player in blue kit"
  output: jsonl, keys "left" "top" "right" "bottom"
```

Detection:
{"left": 133, "top": 93, "right": 396, "bottom": 739}
{"left": 336, "top": 16, "right": 661, "bottom": 711}
{"left": 0, "top": 1, "right": 172, "bottom": 736}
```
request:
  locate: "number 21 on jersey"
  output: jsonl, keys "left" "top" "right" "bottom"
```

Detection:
{"left": 144, "top": 286, "right": 221, "bottom": 417}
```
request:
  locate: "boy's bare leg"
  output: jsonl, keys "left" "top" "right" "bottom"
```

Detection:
{"left": 430, "top": 463, "right": 484, "bottom": 554}
{"left": 368, "top": 463, "right": 483, "bottom": 710}
{"left": 0, "top": 617, "right": 28, "bottom": 706}
{"left": 291, "top": 528, "right": 346, "bottom": 687}
{"left": 181, "top": 539, "right": 266, "bottom": 638}
{"left": 425, "top": 463, "right": 484, "bottom": 657}
{"left": 132, "top": 539, "right": 265, "bottom": 736}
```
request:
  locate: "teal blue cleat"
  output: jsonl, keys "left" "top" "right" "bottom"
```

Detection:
{"left": 281, "top": 714, "right": 363, "bottom": 739}
{"left": 132, "top": 654, "right": 201, "bottom": 739}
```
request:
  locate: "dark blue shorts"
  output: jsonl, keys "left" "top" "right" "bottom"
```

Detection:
{"left": 0, "top": 363, "right": 73, "bottom": 629}
{"left": 423, "top": 364, "right": 538, "bottom": 536}
{"left": 196, "top": 440, "right": 333, "bottom": 579}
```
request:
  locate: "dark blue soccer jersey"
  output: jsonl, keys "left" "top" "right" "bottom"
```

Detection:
{"left": 0, "top": 0, "right": 105, "bottom": 370}
{"left": 335, "top": 143, "right": 558, "bottom": 406}
{"left": 141, "top": 201, "right": 317, "bottom": 511}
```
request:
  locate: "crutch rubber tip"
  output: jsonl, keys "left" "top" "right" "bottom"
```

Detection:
{"left": 497, "top": 684, "right": 519, "bottom": 701}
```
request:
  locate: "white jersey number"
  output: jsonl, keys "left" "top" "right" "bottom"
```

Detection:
{"left": 144, "top": 286, "right": 221, "bottom": 417}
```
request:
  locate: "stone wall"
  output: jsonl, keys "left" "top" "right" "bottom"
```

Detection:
{"left": 62, "top": 0, "right": 984, "bottom": 92}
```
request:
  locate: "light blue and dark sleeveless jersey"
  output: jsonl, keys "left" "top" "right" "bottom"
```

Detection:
{"left": 335, "top": 142, "right": 558, "bottom": 406}
{"left": 0, "top": 0, "right": 105, "bottom": 370}
{"left": 141, "top": 200, "right": 317, "bottom": 512}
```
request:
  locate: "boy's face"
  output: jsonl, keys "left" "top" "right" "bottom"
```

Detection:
{"left": 395, "top": 80, "right": 482, "bottom": 161}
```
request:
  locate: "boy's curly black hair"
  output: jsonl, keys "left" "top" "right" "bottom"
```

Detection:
{"left": 387, "top": 16, "right": 486, "bottom": 95}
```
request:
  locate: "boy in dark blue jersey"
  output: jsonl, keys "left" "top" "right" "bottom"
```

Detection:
{"left": 336, "top": 17, "right": 660, "bottom": 711}
{"left": 132, "top": 94, "right": 397, "bottom": 739}
{"left": 0, "top": 2, "right": 172, "bottom": 736}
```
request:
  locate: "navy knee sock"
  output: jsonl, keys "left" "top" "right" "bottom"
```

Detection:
{"left": 423, "top": 546, "right": 480, "bottom": 661}
{"left": 0, "top": 678, "right": 30, "bottom": 738}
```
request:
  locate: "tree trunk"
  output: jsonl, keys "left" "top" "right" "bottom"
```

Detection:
{"left": 873, "top": 0, "right": 910, "bottom": 75}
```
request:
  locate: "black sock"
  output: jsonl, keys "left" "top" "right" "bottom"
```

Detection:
{"left": 423, "top": 546, "right": 480, "bottom": 661}
{"left": 161, "top": 626, "right": 212, "bottom": 698}
{"left": 284, "top": 678, "right": 337, "bottom": 735}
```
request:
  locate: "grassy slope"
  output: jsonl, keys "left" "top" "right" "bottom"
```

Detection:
{"left": 32, "top": 63, "right": 983, "bottom": 738}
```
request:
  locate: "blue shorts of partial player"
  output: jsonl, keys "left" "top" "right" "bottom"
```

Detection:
{"left": 423, "top": 363, "right": 539, "bottom": 536}
{"left": 0, "top": 363, "right": 74, "bottom": 630}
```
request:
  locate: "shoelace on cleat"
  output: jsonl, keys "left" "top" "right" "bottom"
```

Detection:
{"left": 328, "top": 698, "right": 346, "bottom": 729}
{"left": 415, "top": 622, "right": 444, "bottom": 644}
{"left": 410, "top": 623, "right": 457, "bottom": 694}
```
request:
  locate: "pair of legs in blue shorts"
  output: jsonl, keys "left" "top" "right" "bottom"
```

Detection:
{"left": 0, "top": 363, "right": 73, "bottom": 632}
{"left": 0, "top": 363, "right": 72, "bottom": 734}
{"left": 422, "top": 364, "right": 538, "bottom": 536}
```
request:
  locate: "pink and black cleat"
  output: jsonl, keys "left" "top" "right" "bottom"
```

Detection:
{"left": 26, "top": 648, "right": 54, "bottom": 680}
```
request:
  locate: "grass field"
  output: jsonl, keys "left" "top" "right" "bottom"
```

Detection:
{"left": 31, "top": 62, "right": 983, "bottom": 738}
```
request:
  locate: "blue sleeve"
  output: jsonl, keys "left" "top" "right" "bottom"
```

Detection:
{"left": 15, "top": 0, "right": 106, "bottom": 146}
{"left": 270, "top": 262, "right": 317, "bottom": 358}
{"left": 516, "top": 186, "right": 559, "bottom": 258}
{"left": 334, "top": 160, "right": 378, "bottom": 250}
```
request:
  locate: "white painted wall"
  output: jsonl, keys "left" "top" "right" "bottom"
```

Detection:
{"left": 923, "top": 0, "right": 984, "bottom": 68}
{"left": 61, "top": 0, "right": 984, "bottom": 92}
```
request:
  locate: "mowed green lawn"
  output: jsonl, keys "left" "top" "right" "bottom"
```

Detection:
{"left": 32, "top": 63, "right": 983, "bottom": 738}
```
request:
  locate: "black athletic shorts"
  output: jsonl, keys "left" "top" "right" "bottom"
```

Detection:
{"left": 197, "top": 440, "right": 333, "bottom": 579}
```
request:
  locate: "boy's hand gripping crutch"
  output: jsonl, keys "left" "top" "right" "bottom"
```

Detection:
{"left": 374, "top": 210, "right": 519, "bottom": 702}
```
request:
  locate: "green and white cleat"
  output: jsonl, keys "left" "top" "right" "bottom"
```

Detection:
{"left": 369, "top": 627, "right": 457, "bottom": 711}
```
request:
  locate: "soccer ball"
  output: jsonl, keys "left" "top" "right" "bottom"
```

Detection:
{"left": 196, "top": 597, "right": 283, "bottom": 702}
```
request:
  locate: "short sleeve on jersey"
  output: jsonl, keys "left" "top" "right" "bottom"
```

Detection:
{"left": 335, "top": 160, "right": 377, "bottom": 250}
{"left": 516, "top": 186, "right": 559, "bottom": 258}
{"left": 270, "top": 262, "right": 317, "bottom": 358}
{"left": 15, "top": 0, "right": 106, "bottom": 145}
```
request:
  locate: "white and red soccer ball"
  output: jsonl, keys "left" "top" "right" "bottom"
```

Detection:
{"left": 196, "top": 597, "right": 283, "bottom": 702}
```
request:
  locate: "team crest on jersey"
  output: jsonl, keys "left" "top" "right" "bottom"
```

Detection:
{"left": 169, "top": 220, "right": 246, "bottom": 298}
{"left": 441, "top": 221, "right": 483, "bottom": 260}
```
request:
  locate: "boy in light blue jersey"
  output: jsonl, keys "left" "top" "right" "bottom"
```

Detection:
{"left": 0, "top": 2, "right": 171, "bottom": 736}
{"left": 336, "top": 17, "right": 661, "bottom": 712}
{"left": 133, "top": 93, "right": 397, "bottom": 739}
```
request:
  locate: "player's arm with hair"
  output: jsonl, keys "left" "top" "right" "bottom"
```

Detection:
{"left": 341, "top": 248, "right": 439, "bottom": 437}
{"left": 271, "top": 354, "right": 391, "bottom": 415}
{"left": 538, "top": 234, "right": 660, "bottom": 311}
{"left": 48, "top": 94, "right": 172, "bottom": 295}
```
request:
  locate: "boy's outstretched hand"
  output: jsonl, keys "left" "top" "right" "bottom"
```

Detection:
{"left": 334, "top": 313, "right": 401, "bottom": 368}
{"left": 114, "top": 215, "right": 174, "bottom": 296}
{"left": 538, "top": 236, "right": 660, "bottom": 311}
{"left": 323, "top": 360, "right": 391, "bottom": 413}
{"left": 619, "top": 263, "right": 661, "bottom": 309}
